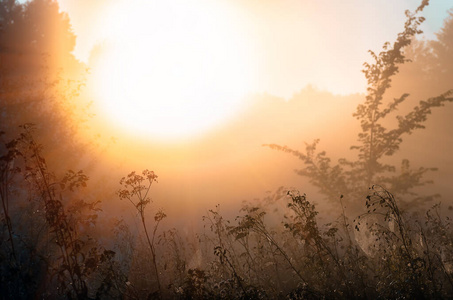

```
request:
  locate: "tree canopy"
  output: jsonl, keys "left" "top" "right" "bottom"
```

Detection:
{"left": 0, "top": 0, "right": 88, "bottom": 170}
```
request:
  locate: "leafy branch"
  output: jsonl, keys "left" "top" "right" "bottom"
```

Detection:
{"left": 265, "top": 1, "right": 453, "bottom": 206}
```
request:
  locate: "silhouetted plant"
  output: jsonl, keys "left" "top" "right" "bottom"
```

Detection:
{"left": 0, "top": 129, "right": 22, "bottom": 265}
{"left": 228, "top": 204, "right": 306, "bottom": 286}
{"left": 158, "top": 226, "right": 203, "bottom": 294}
{"left": 197, "top": 185, "right": 453, "bottom": 298}
{"left": 0, "top": 128, "right": 38, "bottom": 298}
{"left": 0, "top": 125, "right": 123, "bottom": 299}
{"left": 352, "top": 185, "right": 453, "bottom": 298}
{"left": 202, "top": 205, "right": 239, "bottom": 278}
{"left": 264, "top": 0, "right": 453, "bottom": 207}
{"left": 19, "top": 124, "right": 91, "bottom": 298}
{"left": 175, "top": 268, "right": 212, "bottom": 299}
{"left": 117, "top": 169, "right": 166, "bottom": 298}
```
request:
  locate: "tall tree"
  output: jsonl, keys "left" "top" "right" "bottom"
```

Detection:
{"left": 265, "top": 1, "right": 453, "bottom": 208}
{"left": 0, "top": 0, "right": 88, "bottom": 170}
{"left": 0, "top": 0, "right": 77, "bottom": 74}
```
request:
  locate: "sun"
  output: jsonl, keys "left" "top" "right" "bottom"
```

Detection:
{"left": 91, "top": 0, "right": 255, "bottom": 142}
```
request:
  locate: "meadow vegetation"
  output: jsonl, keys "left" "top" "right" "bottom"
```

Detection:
{"left": 1, "top": 0, "right": 453, "bottom": 299}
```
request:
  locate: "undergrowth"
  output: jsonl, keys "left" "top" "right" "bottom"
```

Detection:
{"left": 2, "top": 126, "right": 453, "bottom": 299}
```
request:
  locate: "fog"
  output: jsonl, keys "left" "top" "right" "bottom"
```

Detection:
{"left": 1, "top": 0, "right": 453, "bottom": 298}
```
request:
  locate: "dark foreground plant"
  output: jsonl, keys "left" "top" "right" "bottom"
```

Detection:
{"left": 192, "top": 186, "right": 453, "bottom": 299}
{"left": 0, "top": 125, "right": 125, "bottom": 299}
{"left": 118, "top": 170, "right": 166, "bottom": 298}
{"left": 3, "top": 127, "right": 453, "bottom": 299}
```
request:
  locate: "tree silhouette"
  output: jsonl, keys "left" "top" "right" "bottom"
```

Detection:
{"left": 0, "top": 0, "right": 77, "bottom": 74}
{"left": 265, "top": 1, "right": 453, "bottom": 207}
{"left": 0, "top": 0, "right": 87, "bottom": 171}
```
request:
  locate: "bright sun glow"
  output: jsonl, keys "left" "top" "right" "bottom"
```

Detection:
{"left": 92, "top": 0, "right": 255, "bottom": 141}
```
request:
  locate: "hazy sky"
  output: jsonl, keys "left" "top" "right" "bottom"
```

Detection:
{"left": 57, "top": 0, "right": 452, "bottom": 97}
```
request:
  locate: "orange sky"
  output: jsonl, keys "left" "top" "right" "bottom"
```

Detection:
{"left": 44, "top": 0, "right": 453, "bottom": 219}
{"left": 49, "top": 0, "right": 452, "bottom": 144}
{"left": 58, "top": 0, "right": 451, "bottom": 97}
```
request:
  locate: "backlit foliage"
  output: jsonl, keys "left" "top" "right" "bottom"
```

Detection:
{"left": 265, "top": 1, "right": 453, "bottom": 207}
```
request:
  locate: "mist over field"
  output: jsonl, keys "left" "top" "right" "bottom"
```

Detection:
{"left": 1, "top": 0, "right": 453, "bottom": 298}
